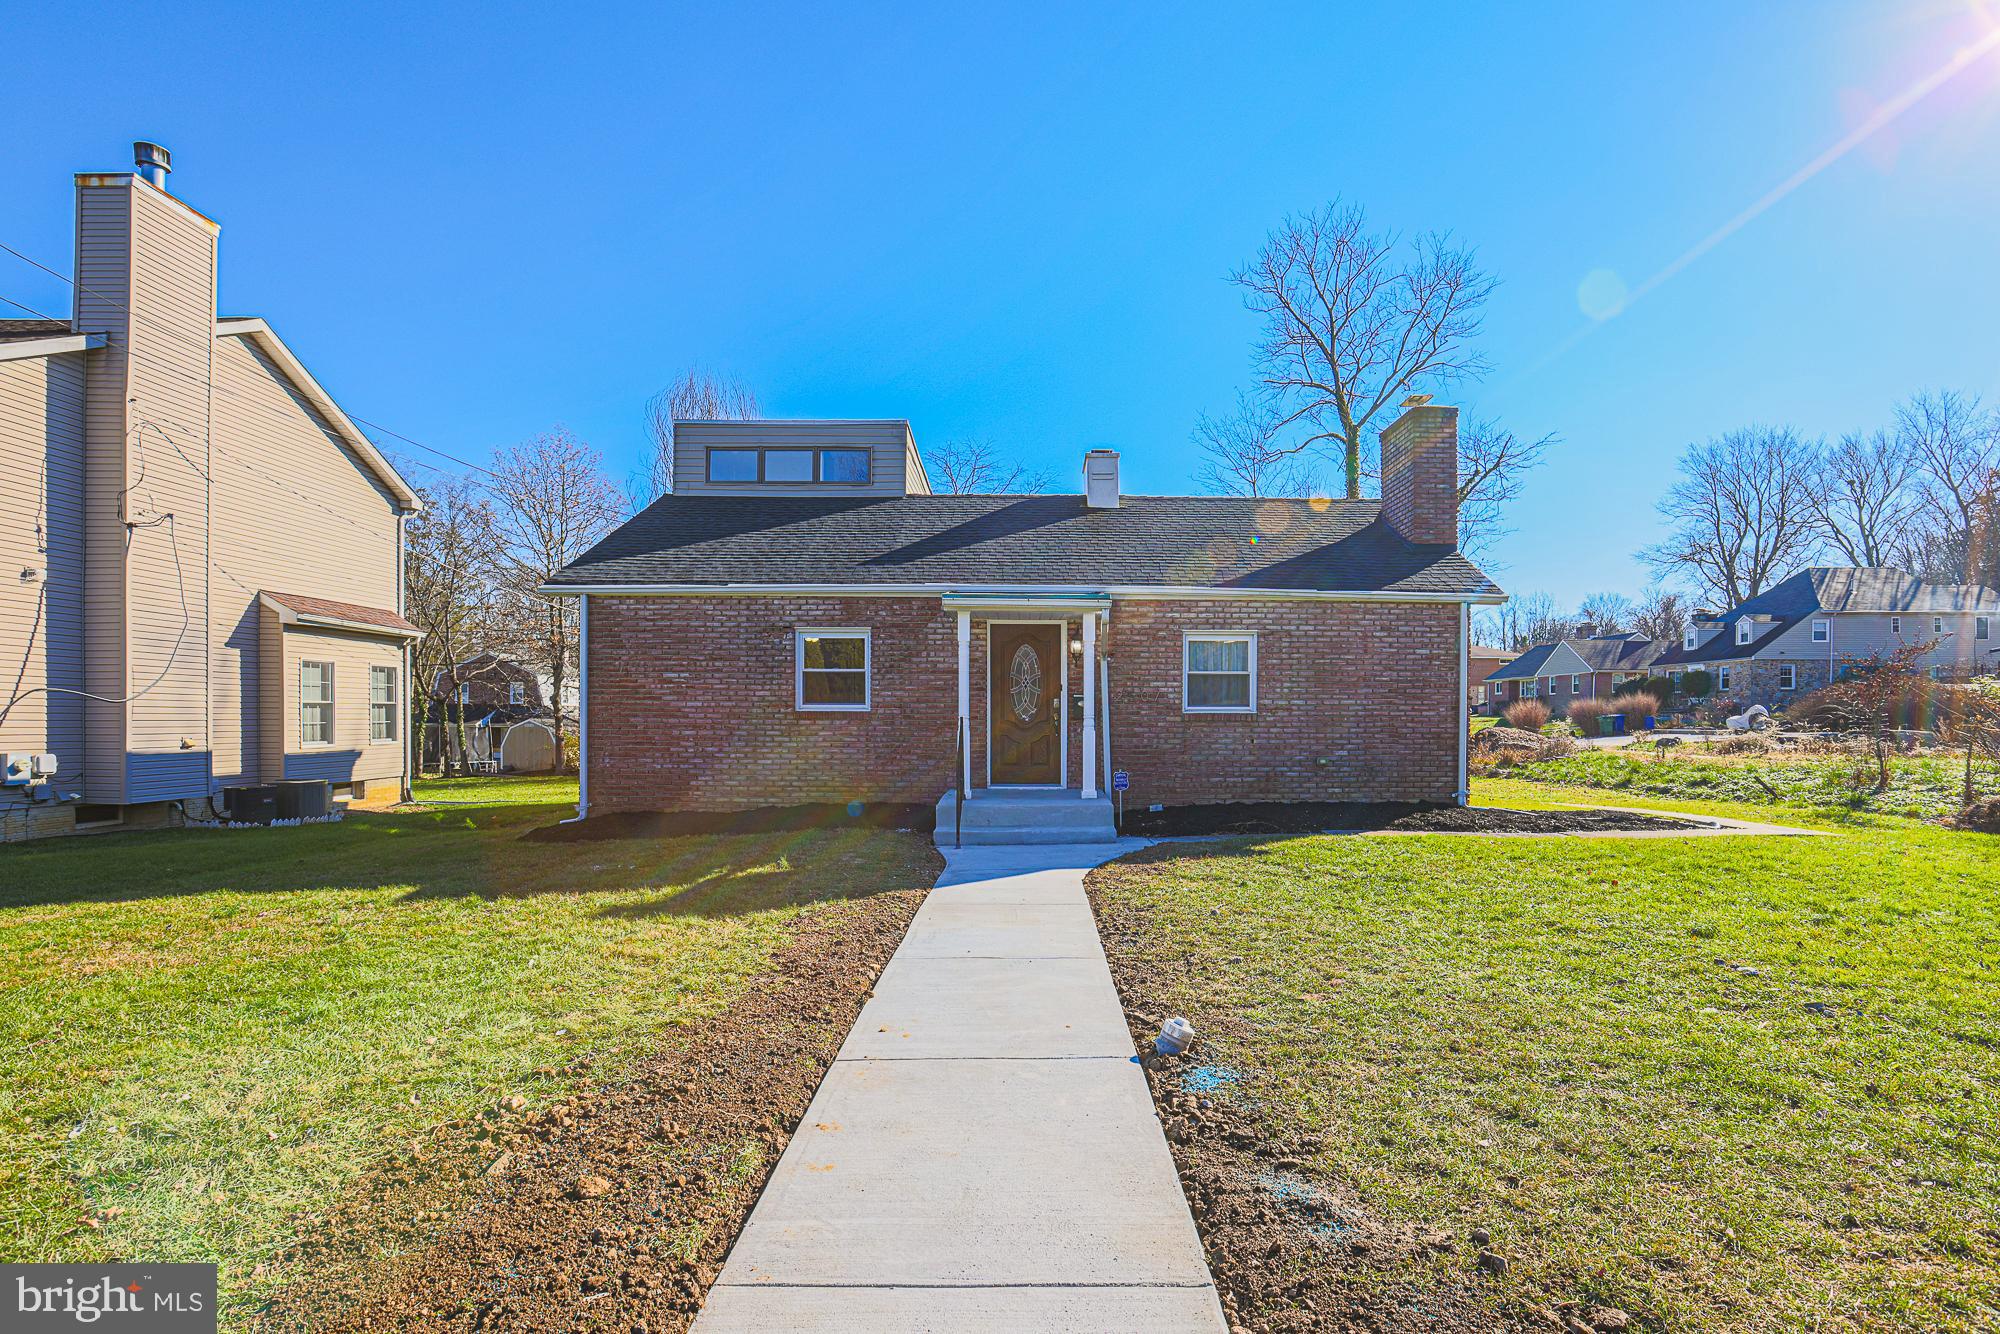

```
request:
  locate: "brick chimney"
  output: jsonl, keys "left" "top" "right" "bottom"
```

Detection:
{"left": 1379, "top": 397, "right": 1458, "bottom": 547}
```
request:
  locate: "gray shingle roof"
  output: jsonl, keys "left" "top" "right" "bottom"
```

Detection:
{"left": 0, "top": 319, "right": 70, "bottom": 342}
{"left": 550, "top": 494, "right": 1501, "bottom": 598}
{"left": 1652, "top": 567, "right": 2000, "bottom": 666}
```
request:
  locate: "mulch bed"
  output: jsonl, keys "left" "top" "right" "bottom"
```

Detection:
{"left": 1088, "top": 886, "right": 1637, "bottom": 1334}
{"left": 1121, "top": 801, "right": 1705, "bottom": 838}
{"left": 523, "top": 802, "right": 933, "bottom": 841}
{"left": 257, "top": 852, "right": 937, "bottom": 1333}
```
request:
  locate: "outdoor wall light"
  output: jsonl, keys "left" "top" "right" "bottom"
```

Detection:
{"left": 1068, "top": 633, "right": 1083, "bottom": 656}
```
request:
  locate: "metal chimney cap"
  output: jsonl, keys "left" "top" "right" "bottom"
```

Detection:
{"left": 133, "top": 141, "right": 172, "bottom": 188}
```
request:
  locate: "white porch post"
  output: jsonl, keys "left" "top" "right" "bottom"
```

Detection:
{"left": 1081, "top": 612, "right": 1099, "bottom": 799}
{"left": 957, "top": 610, "right": 972, "bottom": 793}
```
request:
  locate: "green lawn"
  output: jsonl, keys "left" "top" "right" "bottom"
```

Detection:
{"left": 0, "top": 776, "right": 936, "bottom": 1320}
{"left": 1090, "top": 779, "right": 2000, "bottom": 1331}
{"left": 1503, "top": 745, "right": 1998, "bottom": 819}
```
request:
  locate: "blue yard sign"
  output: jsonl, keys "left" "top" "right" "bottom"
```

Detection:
{"left": 1111, "top": 770, "right": 1130, "bottom": 792}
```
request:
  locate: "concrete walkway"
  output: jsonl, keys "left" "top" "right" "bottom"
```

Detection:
{"left": 695, "top": 842, "right": 1227, "bottom": 1333}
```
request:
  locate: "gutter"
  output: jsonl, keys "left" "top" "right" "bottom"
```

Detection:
{"left": 536, "top": 581, "right": 1505, "bottom": 606}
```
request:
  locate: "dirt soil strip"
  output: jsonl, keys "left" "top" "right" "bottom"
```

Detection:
{"left": 1088, "top": 873, "right": 1537, "bottom": 1334}
{"left": 259, "top": 854, "right": 937, "bottom": 1333}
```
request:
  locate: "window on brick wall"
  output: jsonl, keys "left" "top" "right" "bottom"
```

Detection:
{"left": 796, "top": 629, "right": 871, "bottom": 710}
{"left": 1570, "top": 674, "right": 1583, "bottom": 694}
{"left": 1183, "top": 633, "right": 1255, "bottom": 712}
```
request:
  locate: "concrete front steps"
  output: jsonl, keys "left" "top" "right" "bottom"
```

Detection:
{"left": 933, "top": 787, "right": 1119, "bottom": 846}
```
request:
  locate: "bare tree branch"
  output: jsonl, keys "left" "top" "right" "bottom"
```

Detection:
{"left": 1896, "top": 389, "right": 2000, "bottom": 582}
{"left": 1232, "top": 199, "right": 1496, "bottom": 498}
{"left": 923, "top": 437, "right": 1053, "bottom": 494}
{"left": 1629, "top": 586, "right": 1691, "bottom": 642}
{"left": 1192, "top": 393, "right": 1325, "bottom": 498}
{"left": 1642, "top": 426, "right": 1823, "bottom": 606}
{"left": 634, "top": 368, "right": 760, "bottom": 505}
{"left": 1454, "top": 419, "right": 1553, "bottom": 561}
{"left": 1810, "top": 428, "right": 1920, "bottom": 567}
{"left": 1576, "top": 591, "right": 1635, "bottom": 634}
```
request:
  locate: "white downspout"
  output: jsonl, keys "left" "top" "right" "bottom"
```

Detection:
{"left": 563, "top": 595, "right": 590, "bottom": 822}
{"left": 1457, "top": 602, "right": 1470, "bottom": 806}
{"left": 957, "top": 610, "right": 971, "bottom": 794}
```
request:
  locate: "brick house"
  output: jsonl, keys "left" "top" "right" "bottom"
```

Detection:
{"left": 1649, "top": 567, "right": 2000, "bottom": 710}
{"left": 1483, "top": 631, "right": 1664, "bottom": 715}
{"left": 1467, "top": 645, "right": 1510, "bottom": 714}
{"left": 543, "top": 403, "right": 1500, "bottom": 833}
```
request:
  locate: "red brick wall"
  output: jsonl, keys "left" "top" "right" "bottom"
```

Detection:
{"left": 586, "top": 596, "right": 956, "bottom": 812}
{"left": 1104, "top": 598, "right": 1461, "bottom": 807}
{"left": 1379, "top": 404, "right": 1458, "bottom": 546}
{"left": 584, "top": 594, "right": 1465, "bottom": 813}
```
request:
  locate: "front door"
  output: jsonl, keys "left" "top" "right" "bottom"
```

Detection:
{"left": 990, "top": 623, "right": 1062, "bottom": 785}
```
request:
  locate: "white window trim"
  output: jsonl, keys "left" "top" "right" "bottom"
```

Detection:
{"left": 1182, "top": 632, "right": 1257, "bottom": 714}
{"left": 1736, "top": 621, "right": 1754, "bottom": 645}
{"left": 796, "top": 628, "right": 872, "bottom": 711}
{"left": 1933, "top": 616, "right": 1946, "bottom": 635}
{"left": 368, "top": 664, "right": 399, "bottom": 744}
{"left": 1977, "top": 616, "right": 1991, "bottom": 642}
{"left": 1570, "top": 674, "right": 1583, "bottom": 694}
{"left": 1718, "top": 665, "right": 1732, "bottom": 690}
{"left": 1810, "top": 619, "right": 1830, "bottom": 643}
{"left": 300, "top": 660, "right": 335, "bottom": 749}
{"left": 508, "top": 681, "right": 525, "bottom": 705}
{"left": 1522, "top": 680, "right": 1539, "bottom": 699}
{"left": 1890, "top": 615, "right": 1902, "bottom": 636}
{"left": 1684, "top": 629, "right": 1698, "bottom": 650}
{"left": 1778, "top": 663, "right": 1796, "bottom": 691}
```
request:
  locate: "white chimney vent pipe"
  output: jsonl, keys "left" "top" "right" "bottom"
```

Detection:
{"left": 1084, "top": 449, "right": 1120, "bottom": 509}
{"left": 134, "top": 142, "right": 172, "bottom": 190}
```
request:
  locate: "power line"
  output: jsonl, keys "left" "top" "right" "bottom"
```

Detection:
{"left": 0, "top": 291, "right": 64, "bottom": 321}
{"left": 0, "top": 239, "right": 499, "bottom": 481}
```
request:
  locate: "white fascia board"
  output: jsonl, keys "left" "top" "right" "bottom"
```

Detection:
{"left": 538, "top": 580, "right": 1504, "bottom": 605}
{"left": 0, "top": 333, "right": 106, "bottom": 363}
{"left": 217, "top": 318, "right": 422, "bottom": 512}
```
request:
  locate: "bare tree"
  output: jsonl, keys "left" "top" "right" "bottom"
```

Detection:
{"left": 1629, "top": 586, "right": 1690, "bottom": 642}
{"left": 1233, "top": 199, "right": 1495, "bottom": 499}
{"left": 1486, "top": 590, "right": 1574, "bottom": 652}
{"left": 634, "top": 368, "right": 761, "bottom": 504}
{"left": 1455, "top": 419, "right": 1553, "bottom": 561}
{"left": 1576, "top": 591, "right": 1634, "bottom": 634}
{"left": 1192, "top": 393, "right": 1324, "bottom": 498}
{"left": 1897, "top": 389, "right": 2000, "bottom": 582}
{"left": 1810, "top": 429, "right": 1919, "bottom": 568}
{"left": 402, "top": 473, "right": 505, "bottom": 778}
{"left": 924, "top": 437, "right": 1052, "bottom": 494}
{"left": 486, "top": 428, "right": 627, "bottom": 757}
{"left": 1642, "top": 427, "right": 1822, "bottom": 606}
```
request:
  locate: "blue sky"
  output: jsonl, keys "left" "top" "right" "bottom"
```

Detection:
{"left": 6, "top": 2, "right": 1998, "bottom": 608}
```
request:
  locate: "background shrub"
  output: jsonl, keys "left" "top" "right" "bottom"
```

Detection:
{"left": 1502, "top": 699, "right": 1551, "bottom": 731}
{"left": 1681, "top": 669, "right": 1716, "bottom": 698}
{"left": 1564, "top": 697, "right": 1613, "bottom": 734}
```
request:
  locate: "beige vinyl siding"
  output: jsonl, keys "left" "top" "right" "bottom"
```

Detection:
{"left": 265, "top": 626, "right": 405, "bottom": 784}
{"left": 106, "top": 179, "right": 219, "bottom": 801}
{"left": 0, "top": 352, "right": 87, "bottom": 765}
{"left": 209, "top": 333, "right": 401, "bottom": 785}
{"left": 672, "top": 421, "right": 920, "bottom": 496}
{"left": 76, "top": 179, "right": 136, "bottom": 800}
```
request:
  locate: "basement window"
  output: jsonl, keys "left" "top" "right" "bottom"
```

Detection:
{"left": 1183, "top": 633, "right": 1256, "bottom": 712}
{"left": 797, "top": 629, "right": 871, "bottom": 710}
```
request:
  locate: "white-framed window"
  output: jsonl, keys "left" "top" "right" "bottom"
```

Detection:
{"left": 300, "top": 661, "right": 334, "bottom": 747}
{"left": 1811, "top": 619, "right": 1830, "bottom": 643}
{"left": 1934, "top": 616, "right": 1945, "bottom": 635}
{"left": 1684, "top": 628, "right": 1698, "bottom": 650}
{"left": 1522, "top": 680, "right": 1539, "bottom": 699}
{"left": 796, "top": 629, "right": 871, "bottom": 710}
{"left": 1570, "top": 674, "right": 1583, "bottom": 694}
{"left": 369, "top": 665, "right": 398, "bottom": 742}
{"left": 458, "top": 681, "right": 471, "bottom": 704}
{"left": 1735, "top": 621, "right": 1754, "bottom": 645}
{"left": 508, "top": 681, "right": 525, "bottom": 705}
{"left": 1183, "top": 633, "right": 1256, "bottom": 713}
{"left": 1777, "top": 663, "right": 1796, "bottom": 691}
{"left": 1718, "top": 665, "right": 1732, "bottom": 690}
{"left": 1474, "top": 685, "right": 1486, "bottom": 705}
{"left": 1978, "top": 616, "right": 1991, "bottom": 642}
{"left": 1890, "top": 615, "right": 1902, "bottom": 636}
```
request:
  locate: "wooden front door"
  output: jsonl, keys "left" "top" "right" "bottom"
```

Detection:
{"left": 989, "top": 623, "right": 1062, "bottom": 785}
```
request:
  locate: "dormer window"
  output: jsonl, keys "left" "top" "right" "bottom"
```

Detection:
{"left": 705, "top": 446, "right": 872, "bottom": 485}
{"left": 1683, "top": 628, "right": 1698, "bottom": 651}
{"left": 1735, "top": 621, "right": 1753, "bottom": 645}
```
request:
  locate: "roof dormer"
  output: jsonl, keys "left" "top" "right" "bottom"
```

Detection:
{"left": 671, "top": 420, "right": 931, "bottom": 496}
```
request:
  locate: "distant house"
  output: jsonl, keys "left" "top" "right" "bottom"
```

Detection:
{"left": 1467, "top": 645, "right": 1509, "bottom": 713}
{"left": 423, "top": 654, "right": 561, "bottom": 774}
{"left": 1484, "top": 631, "right": 1663, "bottom": 714}
{"left": 0, "top": 143, "right": 420, "bottom": 841}
{"left": 1650, "top": 567, "right": 2000, "bottom": 709}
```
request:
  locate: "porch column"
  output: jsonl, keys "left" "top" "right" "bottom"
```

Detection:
{"left": 957, "top": 610, "right": 972, "bottom": 793}
{"left": 1081, "top": 611, "right": 1099, "bottom": 799}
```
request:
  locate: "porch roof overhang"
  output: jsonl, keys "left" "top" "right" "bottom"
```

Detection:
{"left": 940, "top": 590, "right": 1112, "bottom": 617}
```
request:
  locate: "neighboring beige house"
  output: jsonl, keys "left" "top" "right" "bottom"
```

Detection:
{"left": 0, "top": 143, "right": 421, "bottom": 840}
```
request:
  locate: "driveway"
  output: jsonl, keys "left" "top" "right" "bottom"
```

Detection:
{"left": 694, "top": 842, "right": 1226, "bottom": 1332}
